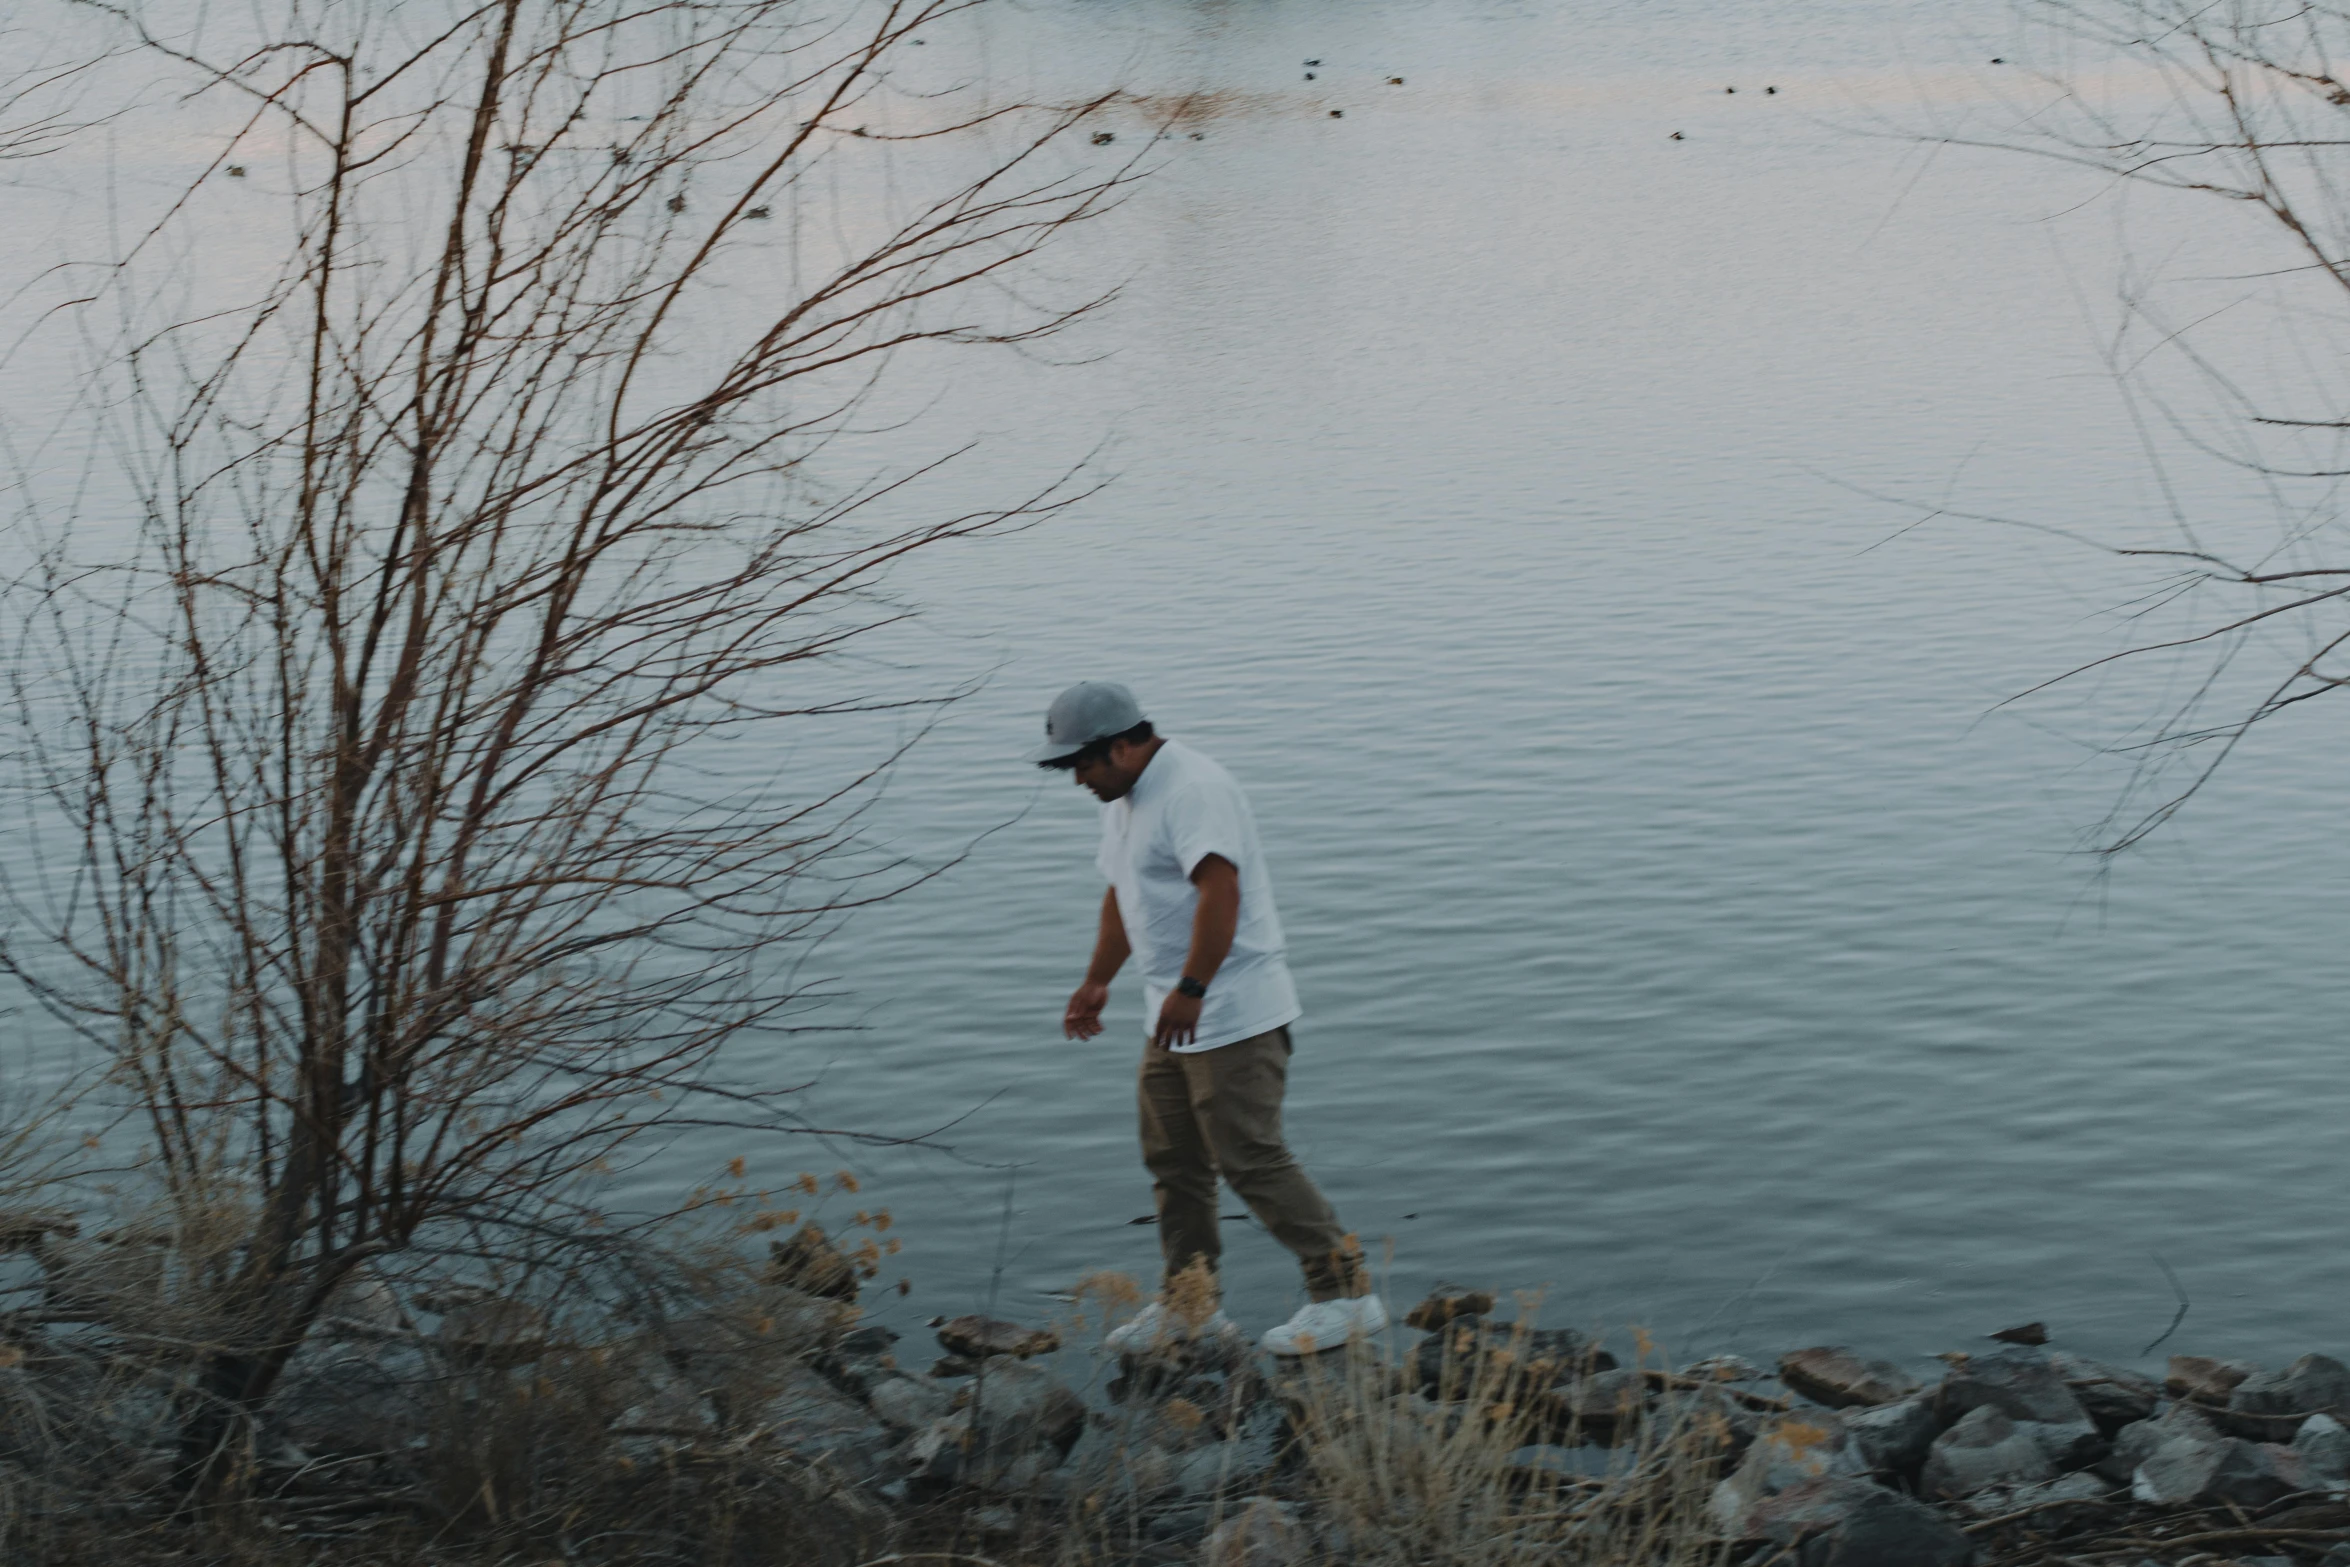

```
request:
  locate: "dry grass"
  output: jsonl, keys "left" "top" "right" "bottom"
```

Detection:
{"left": 0, "top": 1234, "right": 1739, "bottom": 1567}
{"left": 1041, "top": 1279, "right": 1732, "bottom": 1567}
{"left": 1268, "top": 1320, "right": 1731, "bottom": 1567}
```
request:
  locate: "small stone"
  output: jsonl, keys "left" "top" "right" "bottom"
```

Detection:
{"left": 767, "top": 1223, "right": 859, "bottom": 1300}
{"left": 1200, "top": 1497, "right": 1304, "bottom": 1567}
{"left": 1779, "top": 1347, "right": 1920, "bottom": 1409}
{"left": 931, "top": 1354, "right": 980, "bottom": 1378}
{"left": 2166, "top": 1353, "right": 2259, "bottom": 1404}
{"left": 1988, "top": 1322, "right": 2048, "bottom": 1346}
{"left": 1403, "top": 1281, "right": 1495, "bottom": 1331}
{"left": 936, "top": 1314, "right": 1061, "bottom": 1360}
{"left": 1920, "top": 1407, "right": 2058, "bottom": 1499}
{"left": 969, "top": 1505, "right": 1020, "bottom": 1535}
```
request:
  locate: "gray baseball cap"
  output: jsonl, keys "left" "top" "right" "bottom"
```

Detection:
{"left": 1030, "top": 680, "right": 1146, "bottom": 763}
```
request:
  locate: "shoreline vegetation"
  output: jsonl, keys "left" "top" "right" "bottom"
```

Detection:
{"left": 0, "top": 1212, "right": 2345, "bottom": 1567}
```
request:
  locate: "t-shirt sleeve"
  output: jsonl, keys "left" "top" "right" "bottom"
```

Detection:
{"left": 1161, "top": 779, "right": 1248, "bottom": 880}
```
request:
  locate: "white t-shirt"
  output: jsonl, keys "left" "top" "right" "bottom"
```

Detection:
{"left": 1096, "top": 739, "right": 1302, "bottom": 1053}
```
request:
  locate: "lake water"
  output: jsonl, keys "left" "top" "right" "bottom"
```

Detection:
{"left": 713, "top": 0, "right": 2350, "bottom": 1377}
{"left": 11, "top": 0, "right": 2350, "bottom": 1380}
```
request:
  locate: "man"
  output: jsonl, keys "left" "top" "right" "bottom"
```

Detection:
{"left": 1032, "top": 680, "right": 1387, "bottom": 1356}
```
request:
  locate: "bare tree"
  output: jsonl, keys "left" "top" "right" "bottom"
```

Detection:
{"left": 0, "top": 0, "right": 1124, "bottom": 1488}
{"left": 1938, "top": 2, "right": 2350, "bottom": 848}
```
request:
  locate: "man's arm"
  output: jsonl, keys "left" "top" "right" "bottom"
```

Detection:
{"left": 1153, "top": 854, "right": 1238, "bottom": 1048}
{"left": 1063, "top": 886, "right": 1131, "bottom": 1040}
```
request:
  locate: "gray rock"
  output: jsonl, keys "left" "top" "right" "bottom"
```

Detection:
{"left": 2165, "top": 1354, "right": 2260, "bottom": 1404}
{"left": 0, "top": 1367, "right": 55, "bottom": 1464}
{"left": 767, "top": 1223, "right": 859, "bottom": 1300}
{"left": 2050, "top": 1352, "right": 2161, "bottom": 1432}
{"left": 2233, "top": 1354, "right": 2350, "bottom": 1419}
{"left": 868, "top": 1374, "right": 953, "bottom": 1431}
{"left": 435, "top": 1297, "right": 552, "bottom": 1368}
{"left": 1683, "top": 1354, "right": 1763, "bottom": 1383}
{"left": 1741, "top": 1474, "right": 1885, "bottom": 1545}
{"left": 967, "top": 1504, "right": 1020, "bottom": 1536}
{"left": 1796, "top": 1486, "right": 1975, "bottom": 1567}
{"left": 1920, "top": 1406, "right": 2057, "bottom": 1499}
{"left": 1506, "top": 1443, "right": 1619, "bottom": 1481}
{"left": 1546, "top": 1366, "right": 1649, "bottom": 1444}
{"left": 267, "top": 1337, "right": 439, "bottom": 1457}
{"left": 1937, "top": 1347, "right": 2091, "bottom": 1427}
{"left": 2294, "top": 1410, "right": 2350, "bottom": 1483}
{"left": 936, "top": 1315, "right": 1060, "bottom": 1360}
{"left": 1403, "top": 1282, "right": 1495, "bottom": 1331}
{"left": 2113, "top": 1399, "right": 2217, "bottom": 1469}
{"left": 2033, "top": 1417, "right": 2107, "bottom": 1470}
{"left": 1053, "top": 1421, "right": 1178, "bottom": 1504}
{"left": 1148, "top": 1502, "right": 1218, "bottom": 1544}
{"left": 1710, "top": 1413, "right": 1867, "bottom": 1531}
{"left": 1843, "top": 1396, "right": 1942, "bottom": 1475}
{"left": 1957, "top": 1470, "right": 2111, "bottom": 1518}
{"left": 955, "top": 1356, "right": 1086, "bottom": 1454}
{"left": 612, "top": 1368, "right": 718, "bottom": 1436}
{"left": 759, "top": 1366, "right": 895, "bottom": 1482}
{"left": 1172, "top": 1438, "right": 1273, "bottom": 1498}
{"left": 1199, "top": 1497, "right": 1304, "bottom": 1567}
{"left": 1779, "top": 1347, "right": 1922, "bottom": 1409}
{"left": 1411, "top": 1316, "right": 1611, "bottom": 1400}
{"left": 318, "top": 1270, "right": 409, "bottom": 1337}
{"left": 2320, "top": 1545, "right": 2350, "bottom": 1567}
{"left": 2130, "top": 1431, "right": 2293, "bottom": 1508}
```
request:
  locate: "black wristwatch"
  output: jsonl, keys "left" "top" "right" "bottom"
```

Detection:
{"left": 1175, "top": 975, "right": 1208, "bottom": 999}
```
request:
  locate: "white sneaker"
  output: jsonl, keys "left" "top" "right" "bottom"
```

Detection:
{"left": 1259, "top": 1294, "right": 1390, "bottom": 1356}
{"left": 1105, "top": 1300, "right": 1238, "bottom": 1354}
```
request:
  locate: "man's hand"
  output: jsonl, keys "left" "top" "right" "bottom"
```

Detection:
{"left": 1153, "top": 989, "right": 1202, "bottom": 1049}
{"left": 1064, "top": 980, "right": 1111, "bottom": 1040}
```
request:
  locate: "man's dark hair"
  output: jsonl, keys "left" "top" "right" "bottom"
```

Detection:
{"left": 1039, "top": 719, "right": 1155, "bottom": 770}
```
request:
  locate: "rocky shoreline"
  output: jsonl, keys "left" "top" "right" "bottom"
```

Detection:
{"left": 6, "top": 1220, "right": 2350, "bottom": 1565}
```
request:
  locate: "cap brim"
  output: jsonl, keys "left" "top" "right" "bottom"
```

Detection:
{"left": 1027, "top": 738, "right": 1088, "bottom": 763}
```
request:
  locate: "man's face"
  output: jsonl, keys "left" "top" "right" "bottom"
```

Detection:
{"left": 1069, "top": 738, "right": 1152, "bottom": 801}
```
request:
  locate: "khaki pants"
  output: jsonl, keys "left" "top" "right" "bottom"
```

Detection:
{"left": 1137, "top": 1026, "right": 1364, "bottom": 1301}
